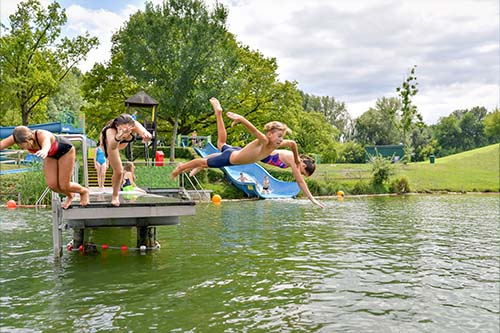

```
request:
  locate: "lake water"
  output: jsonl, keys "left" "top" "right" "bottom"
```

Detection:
{"left": 1, "top": 194, "right": 499, "bottom": 332}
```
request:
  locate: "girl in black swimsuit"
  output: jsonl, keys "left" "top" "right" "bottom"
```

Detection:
{"left": 99, "top": 114, "right": 152, "bottom": 206}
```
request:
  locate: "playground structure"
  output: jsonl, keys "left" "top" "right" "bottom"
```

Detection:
{"left": 194, "top": 142, "right": 300, "bottom": 199}
{"left": 124, "top": 91, "right": 159, "bottom": 164}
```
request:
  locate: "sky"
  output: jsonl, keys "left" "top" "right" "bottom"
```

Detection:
{"left": 1, "top": 0, "right": 499, "bottom": 124}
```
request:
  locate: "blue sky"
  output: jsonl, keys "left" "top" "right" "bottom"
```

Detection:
{"left": 2, "top": 0, "right": 499, "bottom": 124}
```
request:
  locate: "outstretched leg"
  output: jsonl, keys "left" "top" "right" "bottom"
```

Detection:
{"left": 171, "top": 158, "right": 209, "bottom": 179}
{"left": 210, "top": 97, "right": 227, "bottom": 150}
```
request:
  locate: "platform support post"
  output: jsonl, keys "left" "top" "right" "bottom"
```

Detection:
{"left": 137, "top": 226, "right": 155, "bottom": 248}
{"left": 73, "top": 229, "right": 85, "bottom": 248}
{"left": 51, "top": 192, "right": 63, "bottom": 258}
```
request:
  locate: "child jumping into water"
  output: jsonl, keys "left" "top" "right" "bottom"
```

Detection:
{"left": 171, "top": 98, "right": 292, "bottom": 179}
{"left": 0, "top": 126, "right": 90, "bottom": 209}
{"left": 100, "top": 114, "right": 152, "bottom": 206}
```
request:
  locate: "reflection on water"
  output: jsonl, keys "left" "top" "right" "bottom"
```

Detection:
{"left": 1, "top": 195, "right": 499, "bottom": 332}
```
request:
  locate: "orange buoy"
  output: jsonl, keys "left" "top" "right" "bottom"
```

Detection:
{"left": 121, "top": 245, "right": 128, "bottom": 251}
{"left": 101, "top": 244, "right": 109, "bottom": 250}
{"left": 7, "top": 200, "right": 16, "bottom": 209}
{"left": 212, "top": 194, "right": 222, "bottom": 204}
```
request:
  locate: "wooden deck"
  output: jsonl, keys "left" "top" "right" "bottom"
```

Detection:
{"left": 63, "top": 190, "right": 195, "bottom": 228}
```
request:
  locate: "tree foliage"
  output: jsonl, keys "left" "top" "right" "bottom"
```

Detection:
{"left": 395, "top": 65, "right": 423, "bottom": 162}
{"left": 113, "top": 0, "right": 238, "bottom": 161}
{"left": 301, "top": 92, "right": 352, "bottom": 141}
{"left": 433, "top": 106, "right": 491, "bottom": 156}
{"left": 354, "top": 97, "right": 401, "bottom": 145}
{"left": 0, "top": 0, "right": 98, "bottom": 125}
{"left": 484, "top": 108, "right": 500, "bottom": 142}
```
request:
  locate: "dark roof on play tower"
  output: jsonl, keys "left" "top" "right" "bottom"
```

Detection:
{"left": 125, "top": 91, "right": 158, "bottom": 107}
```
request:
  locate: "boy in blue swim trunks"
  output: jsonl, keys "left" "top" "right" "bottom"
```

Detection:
{"left": 171, "top": 97, "right": 293, "bottom": 178}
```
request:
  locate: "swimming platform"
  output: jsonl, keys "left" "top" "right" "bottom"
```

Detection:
{"left": 52, "top": 188, "right": 196, "bottom": 257}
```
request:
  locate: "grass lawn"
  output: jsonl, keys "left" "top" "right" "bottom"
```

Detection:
{"left": 396, "top": 143, "right": 499, "bottom": 192}
{"left": 311, "top": 143, "right": 499, "bottom": 193}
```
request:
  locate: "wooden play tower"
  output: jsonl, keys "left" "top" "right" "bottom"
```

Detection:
{"left": 124, "top": 91, "right": 159, "bottom": 163}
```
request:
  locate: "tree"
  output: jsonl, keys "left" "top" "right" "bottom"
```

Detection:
{"left": 354, "top": 97, "right": 401, "bottom": 145}
{"left": 0, "top": 0, "right": 98, "bottom": 125}
{"left": 484, "top": 108, "right": 500, "bottom": 142}
{"left": 434, "top": 106, "right": 490, "bottom": 156}
{"left": 81, "top": 52, "right": 141, "bottom": 138}
{"left": 301, "top": 93, "right": 353, "bottom": 141}
{"left": 395, "top": 65, "right": 422, "bottom": 162}
{"left": 113, "top": 0, "right": 238, "bottom": 162}
{"left": 433, "top": 115, "right": 462, "bottom": 156}
{"left": 46, "top": 67, "right": 84, "bottom": 126}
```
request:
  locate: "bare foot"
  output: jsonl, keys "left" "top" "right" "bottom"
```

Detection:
{"left": 171, "top": 163, "right": 184, "bottom": 179}
{"left": 210, "top": 97, "right": 222, "bottom": 115}
{"left": 111, "top": 195, "right": 120, "bottom": 207}
{"left": 62, "top": 194, "right": 74, "bottom": 209}
{"left": 189, "top": 167, "right": 203, "bottom": 177}
{"left": 80, "top": 188, "right": 90, "bottom": 206}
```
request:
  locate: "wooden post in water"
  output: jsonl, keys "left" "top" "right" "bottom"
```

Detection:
{"left": 51, "top": 192, "right": 63, "bottom": 258}
{"left": 137, "top": 226, "right": 155, "bottom": 248}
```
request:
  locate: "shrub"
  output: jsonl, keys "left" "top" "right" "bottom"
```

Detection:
{"left": 389, "top": 176, "right": 411, "bottom": 194}
{"left": 370, "top": 155, "right": 394, "bottom": 186}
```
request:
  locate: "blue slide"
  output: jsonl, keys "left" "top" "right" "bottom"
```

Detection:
{"left": 194, "top": 142, "right": 300, "bottom": 199}
{"left": 0, "top": 122, "right": 83, "bottom": 139}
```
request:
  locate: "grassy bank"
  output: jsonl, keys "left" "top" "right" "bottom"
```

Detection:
{"left": 313, "top": 143, "right": 499, "bottom": 193}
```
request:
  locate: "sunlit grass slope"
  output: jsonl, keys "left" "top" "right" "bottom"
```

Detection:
{"left": 396, "top": 143, "right": 499, "bottom": 192}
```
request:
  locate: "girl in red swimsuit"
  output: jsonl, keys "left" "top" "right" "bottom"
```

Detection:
{"left": 0, "top": 126, "right": 90, "bottom": 208}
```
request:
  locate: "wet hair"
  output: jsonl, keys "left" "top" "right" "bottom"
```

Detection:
{"left": 12, "top": 126, "right": 33, "bottom": 145}
{"left": 100, "top": 114, "right": 135, "bottom": 157}
{"left": 264, "top": 121, "right": 291, "bottom": 135}
{"left": 300, "top": 154, "right": 316, "bottom": 176}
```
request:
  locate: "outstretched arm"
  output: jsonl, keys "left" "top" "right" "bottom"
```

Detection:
{"left": 290, "top": 163, "right": 325, "bottom": 208}
{"left": 132, "top": 121, "right": 152, "bottom": 143}
{"left": 226, "top": 112, "right": 268, "bottom": 144}
{"left": 0, "top": 135, "right": 15, "bottom": 150}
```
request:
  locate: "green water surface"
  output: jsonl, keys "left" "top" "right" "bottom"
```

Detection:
{"left": 1, "top": 195, "right": 499, "bottom": 332}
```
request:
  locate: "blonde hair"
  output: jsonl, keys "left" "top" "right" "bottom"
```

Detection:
{"left": 264, "top": 121, "right": 291, "bottom": 135}
{"left": 12, "top": 126, "right": 33, "bottom": 144}
{"left": 123, "top": 161, "right": 136, "bottom": 183}
{"left": 123, "top": 161, "right": 135, "bottom": 172}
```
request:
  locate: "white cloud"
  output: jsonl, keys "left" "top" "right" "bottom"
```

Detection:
{"left": 215, "top": 0, "right": 499, "bottom": 123}
{"left": 2, "top": 0, "right": 498, "bottom": 124}
{"left": 63, "top": 5, "right": 139, "bottom": 72}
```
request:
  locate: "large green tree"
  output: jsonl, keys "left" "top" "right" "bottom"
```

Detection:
{"left": 301, "top": 93, "right": 352, "bottom": 141}
{"left": 354, "top": 97, "right": 401, "bottom": 145}
{"left": 113, "top": 0, "right": 238, "bottom": 162}
{"left": 46, "top": 67, "right": 84, "bottom": 126}
{"left": 434, "top": 106, "right": 490, "bottom": 156}
{"left": 0, "top": 0, "right": 98, "bottom": 125}
{"left": 81, "top": 52, "right": 141, "bottom": 138}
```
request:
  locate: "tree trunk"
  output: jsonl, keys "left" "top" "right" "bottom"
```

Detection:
{"left": 169, "top": 112, "right": 179, "bottom": 163}
{"left": 21, "top": 103, "right": 30, "bottom": 125}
